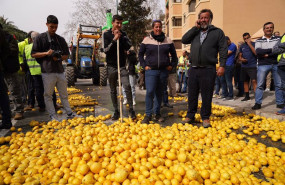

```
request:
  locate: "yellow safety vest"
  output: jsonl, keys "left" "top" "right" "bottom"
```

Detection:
{"left": 25, "top": 44, "right": 41, "bottom": 75}
{"left": 178, "top": 56, "right": 186, "bottom": 71}
{"left": 18, "top": 38, "right": 29, "bottom": 75}
{"left": 277, "top": 35, "right": 285, "bottom": 62}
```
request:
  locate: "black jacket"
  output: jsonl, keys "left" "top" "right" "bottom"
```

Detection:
{"left": 103, "top": 29, "right": 131, "bottom": 68}
{"left": 182, "top": 25, "right": 227, "bottom": 67}
{"left": 127, "top": 50, "right": 138, "bottom": 75}
{"left": 0, "top": 28, "right": 9, "bottom": 72}
{"left": 2, "top": 32, "right": 20, "bottom": 73}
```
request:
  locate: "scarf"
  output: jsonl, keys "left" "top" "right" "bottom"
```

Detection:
{"left": 151, "top": 31, "right": 165, "bottom": 42}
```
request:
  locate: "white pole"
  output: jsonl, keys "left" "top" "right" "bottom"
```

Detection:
{"left": 117, "top": 39, "right": 123, "bottom": 122}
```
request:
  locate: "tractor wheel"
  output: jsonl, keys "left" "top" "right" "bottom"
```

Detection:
{"left": 66, "top": 66, "right": 75, "bottom": 87}
{"left": 99, "top": 66, "right": 107, "bottom": 86}
{"left": 92, "top": 66, "right": 100, "bottom": 85}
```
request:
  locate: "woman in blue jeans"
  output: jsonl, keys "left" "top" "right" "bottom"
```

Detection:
{"left": 138, "top": 20, "right": 178, "bottom": 124}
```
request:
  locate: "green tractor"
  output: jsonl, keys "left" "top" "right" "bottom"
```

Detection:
{"left": 65, "top": 24, "right": 107, "bottom": 87}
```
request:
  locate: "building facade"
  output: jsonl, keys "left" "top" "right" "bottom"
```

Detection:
{"left": 165, "top": 0, "right": 285, "bottom": 57}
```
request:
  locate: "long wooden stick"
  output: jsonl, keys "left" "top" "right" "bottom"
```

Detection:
{"left": 117, "top": 39, "right": 123, "bottom": 122}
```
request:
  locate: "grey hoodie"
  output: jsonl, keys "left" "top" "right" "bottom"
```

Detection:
{"left": 182, "top": 25, "right": 227, "bottom": 67}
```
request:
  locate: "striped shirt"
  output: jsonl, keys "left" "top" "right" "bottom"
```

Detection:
{"left": 255, "top": 35, "right": 280, "bottom": 65}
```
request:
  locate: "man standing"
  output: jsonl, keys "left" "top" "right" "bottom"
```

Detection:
{"left": 122, "top": 49, "right": 138, "bottom": 106}
{"left": 32, "top": 15, "right": 81, "bottom": 121}
{"left": 252, "top": 22, "right": 283, "bottom": 110}
{"left": 177, "top": 50, "right": 188, "bottom": 93}
{"left": 181, "top": 9, "right": 227, "bottom": 128}
{"left": 0, "top": 24, "right": 12, "bottom": 129}
{"left": 103, "top": 15, "right": 136, "bottom": 120}
{"left": 224, "top": 36, "right": 237, "bottom": 101}
{"left": 2, "top": 26, "right": 25, "bottom": 120}
{"left": 273, "top": 33, "right": 285, "bottom": 114}
{"left": 239, "top": 33, "right": 257, "bottom": 101}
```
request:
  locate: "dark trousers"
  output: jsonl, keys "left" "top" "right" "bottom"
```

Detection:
{"left": 107, "top": 66, "right": 133, "bottom": 111}
{"left": 187, "top": 67, "right": 216, "bottom": 120}
{"left": 225, "top": 65, "right": 234, "bottom": 98}
{"left": 162, "top": 78, "right": 169, "bottom": 105}
{"left": 33, "top": 75, "right": 46, "bottom": 109}
{"left": 27, "top": 72, "right": 36, "bottom": 106}
{"left": 0, "top": 72, "right": 11, "bottom": 125}
{"left": 234, "top": 65, "right": 244, "bottom": 95}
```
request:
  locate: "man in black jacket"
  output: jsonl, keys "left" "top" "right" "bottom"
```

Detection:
{"left": 182, "top": 9, "right": 227, "bottom": 128}
{"left": 103, "top": 15, "right": 136, "bottom": 120}
{"left": 0, "top": 25, "right": 12, "bottom": 129}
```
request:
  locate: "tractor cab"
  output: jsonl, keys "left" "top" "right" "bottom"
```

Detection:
{"left": 65, "top": 24, "right": 107, "bottom": 86}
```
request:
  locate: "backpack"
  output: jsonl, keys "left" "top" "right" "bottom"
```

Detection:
{"left": 2, "top": 32, "right": 20, "bottom": 73}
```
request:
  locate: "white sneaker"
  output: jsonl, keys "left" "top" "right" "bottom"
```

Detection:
{"left": 123, "top": 99, "right": 127, "bottom": 105}
{"left": 67, "top": 112, "right": 83, "bottom": 119}
{"left": 265, "top": 88, "right": 270, "bottom": 92}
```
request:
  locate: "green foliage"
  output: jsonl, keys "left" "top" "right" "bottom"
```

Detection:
{"left": 118, "top": 0, "right": 151, "bottom": 52}
{"left": 0, "top": 16, "right": 27, "bottom": 42}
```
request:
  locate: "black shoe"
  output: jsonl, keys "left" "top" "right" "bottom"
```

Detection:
{"left": 129, "top": 109, "right": 136, "bottom": 120}
{"left": 236, "top": 94, "right": 244, "bottom": 97}
{"left": 153, "top": 114, "right": 165, "bottom": 122}
{"left": 0, "top": 123, "right": 12, "bottom": 129}
{"left": 241, "top": 97, "right": 250, "bottom": 101}
{"left": 112, "top": 111, "right": 120, "bottom": 120}
{"left": 163, "top": 103, "right": 173, "bottom": 108}
{"left": 252, "top": 103, "right": 261, "bottom": 110}
{"left": 225, "top": 97, "right": 234, "bottom": 101}
{"left": 141, "top": 116, "right": 151, "bottom": 124}
{"left": 277, "top": 104, "right": 285, "bottom": 109}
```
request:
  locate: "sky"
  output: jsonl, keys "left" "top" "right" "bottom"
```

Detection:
{"left": 0, "top": 0, "right": 165, "bottom": 41}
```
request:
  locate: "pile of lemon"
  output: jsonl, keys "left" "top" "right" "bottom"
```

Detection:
{"left": 0, "top": 110, "right": 284, "bottom": 184}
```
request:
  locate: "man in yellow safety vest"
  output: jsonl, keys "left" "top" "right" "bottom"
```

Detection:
{"left": 273, "top": 33, "right": 285, "bottom": 115}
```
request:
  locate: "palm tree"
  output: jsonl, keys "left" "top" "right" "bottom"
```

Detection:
{"left": 0, "top": 15, "right": 27, "bottom": 41}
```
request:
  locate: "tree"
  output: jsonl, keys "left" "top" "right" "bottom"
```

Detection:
{"left": 0, "top": 16, "right": 27, "bottom": 41}
{"left": 64, "top": 0, "right": 116, "bottom": 41}
{"left": 118, "top": 0, "right": 150, "bottom": 52}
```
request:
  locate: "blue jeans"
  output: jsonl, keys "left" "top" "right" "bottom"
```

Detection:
{"left": 178, "top": 72, "right": 187, "bottom": 92}
{"left": 255, "top": 64, "right": 283, "bottom": 105}
{"left": 214, "top": 75, "right": 228, "bottom": 97}
{"left": 145, "top": 69, "right": 168, "bottom": 117}
{"left": 225, "top": 65, "right": 234, "bottom": 98}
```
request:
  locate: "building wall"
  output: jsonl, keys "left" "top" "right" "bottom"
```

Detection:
{"left": 167, "top": 0, "right": 285, "bottom": 55}
{"left": 223, "top": 0, "right": 285, "bottom": 45}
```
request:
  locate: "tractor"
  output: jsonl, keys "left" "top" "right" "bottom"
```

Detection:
{"left": 65, "top": 24, "right": 107, "bottom": 87}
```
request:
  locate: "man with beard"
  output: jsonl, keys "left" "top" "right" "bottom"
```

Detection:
{"left": 181, "top": 9, "right": 228, "bottom": 128}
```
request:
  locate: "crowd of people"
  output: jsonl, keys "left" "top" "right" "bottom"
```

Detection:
{"left": 0, "top": 15, "right": 82, "bottom": 129}
{"left": 1, "top": 9, "right": 285, "bottom": 129}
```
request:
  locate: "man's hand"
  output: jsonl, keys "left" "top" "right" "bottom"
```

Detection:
{"left": 46, "top": 49, "right": 54, "bottom": 56}
{"left": 263, "top": 54, "right": 269, "bottom": 58}
{"left": 167, "top": 66, "right": 172, "bottom": 71}
{"left": 217, "top": 67, "right": 225, "bottom": 76}
{"left": 245, "top": 38, "right": 252, "bottom": 45}
{"left": 195, "top": 20, "right": 201, "bottom": 29}
{"left": 145, "top": 66, "right": 151, "bottom": 71}
{"left": 113, "top": 29, "right": 122, "bottom": 40}
{"left": 240, "top": 57, "right": 248, "bottom": 63}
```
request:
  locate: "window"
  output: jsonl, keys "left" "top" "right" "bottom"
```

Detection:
{"left": 173, "top": 40, "right": 182, "bottom": 49}
{"left": 188, "top": 0, "right": 196, "bottom": 12}
{"left": 173, "top": 0, "right": 181, "bottom": 3}
{"left": 172, "top": 17, "right": 182, "bottom": 26}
